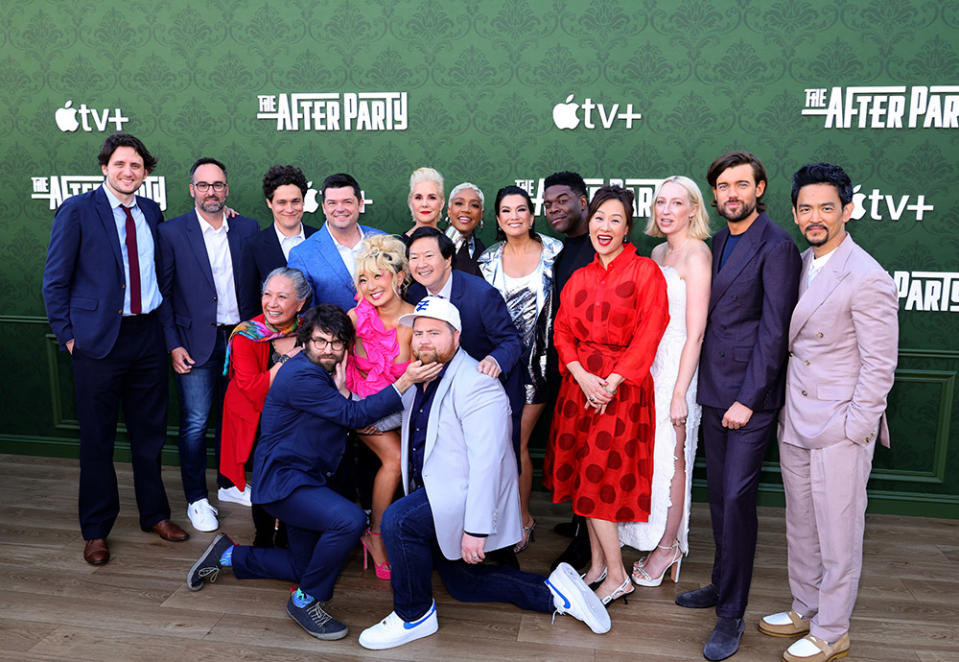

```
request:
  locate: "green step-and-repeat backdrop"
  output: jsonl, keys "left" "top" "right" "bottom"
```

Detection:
{"left": 1, "top": 1, "right": 957, "bottom": 517}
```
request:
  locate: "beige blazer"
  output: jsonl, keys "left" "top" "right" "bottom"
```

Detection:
{"left": 400, "top": 348, "right": 523, "bottom": 560}
{"left": 780, "top": 234, "right": 899, "bottom": 449}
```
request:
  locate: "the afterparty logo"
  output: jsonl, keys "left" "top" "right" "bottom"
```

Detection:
{"left": 802, "top": 86, "right": 959, "bottom": 128}
{"left": 32, "top": 175, "right": 167, "bottom": 211}
{"left": 256, "top": 93, "right": 408, "bottom": 131}
{"left": 515, "top": 177, "right": 663, "bottom": 217}
{"left": 551, "top": 94, "right": 643, "bottom": 130}
{"left": 894, "top": 271, "right": 959, "bottom": 312}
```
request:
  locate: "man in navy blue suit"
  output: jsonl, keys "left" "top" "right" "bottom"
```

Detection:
{"left": 676, "top": 152, "right": 801, "bottom": 661}
{"left": 186, "top": 304, "right": 441, "bottom": 641}
{"left": 287, "top": 173, "right": 384, "bottom": 311}
{"left": 237, "top": 165, "right": 319, "bottom": 320}
{"left": 404, "top": 227, "right": 524, "bottom": 463}
{"left": 156, "top": 158, "right": 260, "bottom": 532}
{"left": 42, "top": 133, "right": 189, "bottom": 565}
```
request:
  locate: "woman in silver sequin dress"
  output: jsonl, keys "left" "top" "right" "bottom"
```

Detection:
{"left": 478, "top": 185, "right": 562, "bottom": 553}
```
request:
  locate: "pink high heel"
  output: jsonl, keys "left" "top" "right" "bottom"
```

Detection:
{"left": 360, "top": 529, "right": 391, "bottom": 580}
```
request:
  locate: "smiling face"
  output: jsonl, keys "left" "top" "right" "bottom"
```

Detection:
{"left": 408, "top": 236, "right": 452, "bottom": 293}
{"left": 793, "top": 182, "right": 851, "bottom": 256}
{"left": 101, "top": 145, "right": 148, "bottom": 200}
{"left": 266, "top": 183, "right": 305, "bottom": 233}
{"left": 410, "top": 316, "right": 459, "bottom": 365}
{"left": 653, "top": 181, "right": 695, "bottom": 238}
{"left": 496, "top": 193, "right": 534, "bottom": 239}
{"left": 448, "top": 188, "right": 483, "bottom": 235}
{"left": 409, "top": 180, "right": 444, "bottom": 227}
{"left": 713, "top": 163, "right": 765, "bottom": 225}
{"left": 322, "top": 185, "right": 363, "bottom": 232}
{"left": 260, "top": 274, "right": 305, "bottom": 327}
{"left": 190, "top": 163, "right": 229, "bottom": 214}
{"left": 356, "top": 268, "right": 402, "bottom": 308}
{"left": 544, "top": 184, "right": 587, "bottom": 236}
{"left": 589, "top": 198, "right": 629, "bottom": 265}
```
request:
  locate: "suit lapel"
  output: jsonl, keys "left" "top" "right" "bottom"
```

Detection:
{"left": 399, "top": 387, "right": 416, "bottom": 494}
{"left": 788, "top": 235, "right": 854, "bottom": 341}
{"left": 94, "top": 187, "right": 125, "bottom": 277}
{"left": 266, "top": 228, "right": 286, "bottom": 267}
{"left": 708, "top": 214, "right": 768, "bottom": 314}
{"left": 317, "top": 223, "right": 356, "bottom": 291}
{"left": 424, "top": 349, "right": 464, "bottom": 463}
{"left": 226, "top": 219, "right": 247, "bottom": 296}
{"left": 185, "top": 210, "right": 216, "bottom": 289}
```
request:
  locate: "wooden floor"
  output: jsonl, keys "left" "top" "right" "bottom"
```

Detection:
{"left": 0, "top": 454, "right": 957, "bottom": 661}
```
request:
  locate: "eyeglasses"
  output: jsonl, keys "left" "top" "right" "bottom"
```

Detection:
{"left": 193, "top": 181, "right": 227, "bottom": 192}
{"left": 309, "top": 336, "right": 345, "bottom": 351}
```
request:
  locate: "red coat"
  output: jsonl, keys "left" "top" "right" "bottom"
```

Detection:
{"left": 219, "top": 315, "right": 273, "bottom": 491}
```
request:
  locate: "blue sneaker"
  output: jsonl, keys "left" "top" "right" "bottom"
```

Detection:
{"left": 358, "top": 600, "right": 438, "bottom": 650}
{"left": 286, "top": 593, "right": 348, "bottom": 640}
{"left": 186, "top": 533, "right": 234, "bottom": 591}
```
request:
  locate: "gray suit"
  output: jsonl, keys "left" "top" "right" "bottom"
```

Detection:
{"left": 399, "top": 348, "right": 523, "bottom": 559}
{"left": 778, "top": 233, "right": 898, "bottom": 641}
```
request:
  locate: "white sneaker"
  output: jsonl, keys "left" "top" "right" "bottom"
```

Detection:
{"left": 187, "top": 498, "right": 219, "bottom": 532}
{"left": 358, "top": 601, "right": 438, "bottom": 650}
{"left": 545, "top": 562, "right": 611, "bottom": 634}
{"left": 218, "top": 485, "right": 252, "bottom": 507}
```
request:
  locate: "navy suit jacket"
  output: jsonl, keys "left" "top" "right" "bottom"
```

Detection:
{"left": 156, "top": 209, "right": 259, "bottom": 366}
{"left": 42, "top": 186, "right": 165, "bottom": 360}
{"left": 237, "top": 222, "right": 319, "bottom": 320}
{"left": 698, "top": 212, "right": 801, "bottom": 412}
{"left": 286, "top": 222, "right": 385, "bottom": 312}
{"left": 407, "top": 270, "right": 523, "bottom": 379}
{"left": 252, "top": 352, "right": 402, "bottom": 504}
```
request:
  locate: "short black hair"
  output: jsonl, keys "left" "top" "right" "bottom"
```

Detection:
{"left": 406, "top": 226, "right": 455, "bottom": 261}
{"left": 543, "top": 171, "right": 587, "bottom": 199}
{"left": 321, "top": 172, "right": 362, "bottom": 200}
{"left": 587, "top": 184, "right": 635, "bottom": 237}
{"left": 98, "top": 133, "right": 157, "bottom": 172}
{"left": 295, "top": 303, "right": 355, "bottom": 349}
{"left": 189, "top": 157, "right": 227, "bottom": 181}
{"left": 493, "top": 185, "right": 539, "bottom": 243}
{"left": 791, "top": 162, "right": 854, "bottom": 207}
{"left": 705, "top": 151, "right": 767, "bottom": 212}
{"left": 263, "top": 165, "right": 308, "bottom": 200}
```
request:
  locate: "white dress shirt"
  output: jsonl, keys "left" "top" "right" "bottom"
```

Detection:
{"left": 327, "top": 223, "right": 365, "bottom": 280}
{"left": 198, "top": 213, "right": 240, "bottom": 324}
{"left": 274, "top": 222, "right": 306, "bottom": 261}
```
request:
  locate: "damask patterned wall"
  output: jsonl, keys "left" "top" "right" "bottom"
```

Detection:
{"left": 1, "top": 0, "right": 957, "bottom": 516}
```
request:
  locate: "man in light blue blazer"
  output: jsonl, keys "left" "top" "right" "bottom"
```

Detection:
{"left": 286, "top": 172, "right": 384, "bottom": 311}
{"left": 359, "top": 297, "right": 609, "bottom": 651}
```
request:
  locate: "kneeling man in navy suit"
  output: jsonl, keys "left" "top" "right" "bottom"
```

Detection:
{"left": 358, "top": 297, "right": 609, "bottom": 650}
{"left": 187, "top": 304, "right": 441, "bottom": 641}
{"left": 759, "top": 163, "right": 898, "bottom": 662}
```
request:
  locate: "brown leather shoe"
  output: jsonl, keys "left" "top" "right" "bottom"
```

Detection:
{"left": 83, "top": 538, "right": 110, "bottom": 565}
{"left": 150, "top": 519, "right": 189, "bottom": 542}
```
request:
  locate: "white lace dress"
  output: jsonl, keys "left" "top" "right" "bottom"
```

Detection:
{"left": 619, "top": 265, "right": 700, "bottom": 554}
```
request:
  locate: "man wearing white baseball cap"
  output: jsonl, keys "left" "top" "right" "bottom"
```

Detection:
{"left": 359, "top": 296, "right": 610, "bottom": 650}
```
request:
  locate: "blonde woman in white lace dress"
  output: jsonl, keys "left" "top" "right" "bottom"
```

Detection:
{"left": 620, "top": 176, "right": 712, "bottom": 586}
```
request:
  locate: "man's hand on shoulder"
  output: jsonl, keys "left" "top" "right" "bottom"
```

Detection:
{"left": 477, "top": 355, "right": 501, "bottom": 378}
{"left": 722, "top": 401, "right": 753, "bottom": 430}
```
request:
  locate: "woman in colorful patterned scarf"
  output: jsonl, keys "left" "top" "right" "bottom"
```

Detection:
{"left": 220, "top": 267, "right": 309, "bottom": 548}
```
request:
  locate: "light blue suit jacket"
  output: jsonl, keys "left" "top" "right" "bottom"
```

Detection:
{"left": 286, "top": 221, "right": 385, "bottom": 311}
{"left": 400, "top": 348, "right": 522, "bottom": 560}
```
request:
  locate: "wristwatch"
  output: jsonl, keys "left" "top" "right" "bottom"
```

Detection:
{"left": 277, "top": 354, "right": 291, "bottom": 364}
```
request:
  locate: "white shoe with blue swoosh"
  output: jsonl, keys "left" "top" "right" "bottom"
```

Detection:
{"left": 545, "top": 562, "right": 611, "bottom": 634}
{"left": 359, "top": 600, "right": 439, "bottom": 650}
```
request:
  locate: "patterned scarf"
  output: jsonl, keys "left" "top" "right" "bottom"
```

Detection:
{"left": 222, "top": 316, "right": 300, "bottom": 376}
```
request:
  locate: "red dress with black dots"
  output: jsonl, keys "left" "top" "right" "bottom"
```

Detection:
{"left": 543, "top": 246, "right": 669, "bottom": 522}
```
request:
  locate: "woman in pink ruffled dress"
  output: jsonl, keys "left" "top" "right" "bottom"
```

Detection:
{"left": 346, "top": 235, "right": 414, "bottom": 579}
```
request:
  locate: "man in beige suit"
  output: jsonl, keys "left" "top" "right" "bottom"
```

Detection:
{"left": 759, "top": 163, "right": 898, "bottom": 662}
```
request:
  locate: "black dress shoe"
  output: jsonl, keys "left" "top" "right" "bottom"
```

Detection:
{"left": 486, "top": 547, "right": 520, "bottom": 569}
{"left": 704, "top": 616, "right": 745, "bottom": 661}
{"left": 675, "top": 582, "right": 719, "bottom": 608}
{"left": 550, "top": 535, "right": 592, "bottom": 572}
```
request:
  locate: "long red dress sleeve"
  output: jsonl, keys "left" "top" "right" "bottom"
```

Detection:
{"left": 544, "top": 247, "right": 670, "bottom": 522}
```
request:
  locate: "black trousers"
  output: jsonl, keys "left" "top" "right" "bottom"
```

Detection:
{"left": 71, "top": 312, "right": 171, "bottom": 539}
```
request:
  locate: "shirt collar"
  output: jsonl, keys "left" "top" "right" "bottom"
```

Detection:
{"left": 326, "top": 222, "right": 363, "bottom": 250}
{"left": 431, "top": 270, "right": 454, "bottom": 298}
{"left": 197, "top": 211, "right": 229, "bottom": 234}
{"left": 274, "top": 221, "right": 305, "bottom": 243}
{"left": 101, "top": 184, "right": 132, "bottom": 210}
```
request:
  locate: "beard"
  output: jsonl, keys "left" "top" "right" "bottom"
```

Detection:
{"left": 802, "top": 224, "right": 829, "bottom": 247}
{"left": 199, "top": 197, "right": 225, "bottom": 213}
{"left": 306, "top": 348, "right": 341, "bottom": 373}
{"left": 413, "top": 345, "right": 456, "bottom": 365}
{"left": 718, "top": 199, "right": 756, "bottom": 223}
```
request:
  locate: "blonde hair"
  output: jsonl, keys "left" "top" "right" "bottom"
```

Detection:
{"left": 408, "top": 167, "right": 445, "bottom": 200}
{"left": 645, "top": 175, "right": 711, "bottom": 240}
{"left": 353, "top": 234, "right": 410, "bottom": 293}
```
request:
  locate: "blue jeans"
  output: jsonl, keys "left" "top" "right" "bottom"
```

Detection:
{"left": 382, "top": 487, "right": 553, "bottom": 621}
{"left": 232, "top": 485, "right": 366, "bottom": 600}
{"left": 174, "top": 328, "right": 231, "bottom": 503}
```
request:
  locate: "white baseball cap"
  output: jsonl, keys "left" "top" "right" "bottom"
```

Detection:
{"left": 398, "top": 295, "right": 462, "bottom": 331}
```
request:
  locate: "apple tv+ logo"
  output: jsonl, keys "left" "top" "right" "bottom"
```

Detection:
{"left": 55, "top": 101, "right": 129, "bottom": 133}
{"left": 552, "top": 94, "right": 642, "bottom": 130}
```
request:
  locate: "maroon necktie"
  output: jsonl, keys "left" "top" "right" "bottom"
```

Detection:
{"left": 121, "top": 205, "right": 142, "bottom": 314}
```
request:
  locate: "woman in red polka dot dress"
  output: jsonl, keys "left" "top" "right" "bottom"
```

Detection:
{"left": 543, "top": 185, "right": 669, "bottom": 606}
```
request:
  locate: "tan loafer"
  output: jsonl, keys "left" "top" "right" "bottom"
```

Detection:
{"left": 759, "top": 609, "right": 811, "bottom": 637}
{"left": 783, "top": 632, "right": 850, "bottom": 662}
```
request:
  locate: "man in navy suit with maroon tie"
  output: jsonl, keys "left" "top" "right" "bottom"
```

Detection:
{"left": 42, "top": 133, "right": 189, "bottom": 566}
{"left": 675, "top": 152, "right": 801, "bottom": 661}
